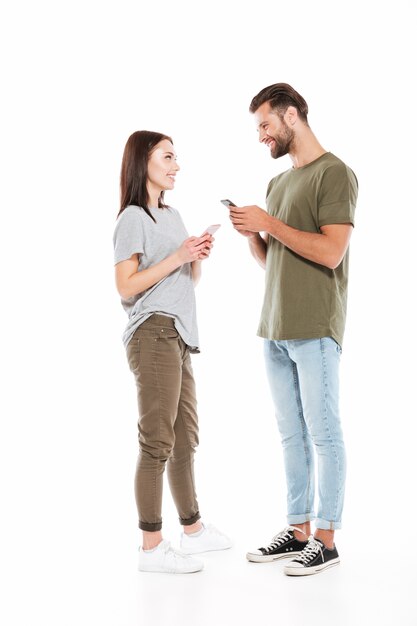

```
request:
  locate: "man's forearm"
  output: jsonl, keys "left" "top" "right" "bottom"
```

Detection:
{"left": 266, "top": 215, "right": 351, "bottom": 270}
{"left": 230, "top": 205, "right": 352, "bottom": 270}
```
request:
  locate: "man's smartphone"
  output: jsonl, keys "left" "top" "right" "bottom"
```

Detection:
{"left": 220, "top": 199, "right": 237, "bottom": 207}
{"left": 201, "top": 224, "right": 221, "bottom": 236}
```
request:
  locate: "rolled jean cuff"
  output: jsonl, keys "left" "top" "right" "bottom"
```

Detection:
{"left": 287, "top": 513, "right": 315, "bottom": 525}
{"left": 315, "top": 518, "right": 342, "bottom": 530}
{"left": 139, "top": 520, "right": 163, "bottom": 532}
{"left": 180, "top": 511, "right": 201, "bottom": 526}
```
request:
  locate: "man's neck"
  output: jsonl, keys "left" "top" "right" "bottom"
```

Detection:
{"left": 289, "top": 128, "right": 327, "bottom": 169}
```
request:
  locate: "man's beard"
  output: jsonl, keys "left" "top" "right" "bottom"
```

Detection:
{"left": 270, "top": 122, "right": 295, "bottom": 159}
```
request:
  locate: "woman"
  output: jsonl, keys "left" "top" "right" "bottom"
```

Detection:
{"left": 113, "top": 130, "right": 231, "bottom": 574}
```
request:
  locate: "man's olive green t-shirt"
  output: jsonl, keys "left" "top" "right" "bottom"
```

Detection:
{"left": 258, "top": 152, "right": 358, "bottom": 348}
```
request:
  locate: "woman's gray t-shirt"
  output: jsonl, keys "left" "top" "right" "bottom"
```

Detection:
{"left": 113, "top": 205, "right": 199, "bottom": 350}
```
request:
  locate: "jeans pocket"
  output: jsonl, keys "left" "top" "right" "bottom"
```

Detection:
{"left": 323, "top": 337, "right": 342, "bottom": 355}
{"left": 332, "top": 339, "right": 342, "bottom": 355}
{"left": 159, "top": 328, "right": 179, "bottom": 339}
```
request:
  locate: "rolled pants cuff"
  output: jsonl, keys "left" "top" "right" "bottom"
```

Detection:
{"left": 180, "top": 511, "right": 201, "bottom": 526}
{"left": 287, "top": 513, "right": 315, "bottom": 525}
{"left": 139, "top": 520, "right": 163, "bottom": 532}
{"left": 315, "top": 518, "right": 342, "bottom": 530}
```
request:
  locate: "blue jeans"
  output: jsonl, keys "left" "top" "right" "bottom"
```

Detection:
{"left": 264, "top": 337, "right": 346, "bottom": 530}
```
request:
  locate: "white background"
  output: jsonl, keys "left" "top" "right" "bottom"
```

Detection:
{"left": 1, "top": 1, "right": 417, "bottom": 624}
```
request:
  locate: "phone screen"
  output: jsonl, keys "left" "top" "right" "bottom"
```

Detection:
{"left": 220, "top": 199, "right": 237, "bottom": 207}
{"left": 202, "top": 224, "right": 221, "bottom": 236}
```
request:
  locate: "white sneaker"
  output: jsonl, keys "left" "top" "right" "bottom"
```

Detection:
{"left": 180, "top": 524, "right": 232, "bottom": 554}
{"left": 138, "top": 540, "right": 204, "bottom": 574}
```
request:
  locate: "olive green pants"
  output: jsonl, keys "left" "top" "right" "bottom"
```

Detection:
{"left": 126, "top": 314, "right": 201, "bottom": 531}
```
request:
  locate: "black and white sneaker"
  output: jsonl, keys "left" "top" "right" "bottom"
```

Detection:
{"left": 284, "top": 536, "right": 340, "bottom": 576}
{"left": 246, "top": 526, "right": 308, "bottom": 563}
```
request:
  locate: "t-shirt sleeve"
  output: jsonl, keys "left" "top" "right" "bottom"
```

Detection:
{"left": 318, "top": 164, "right": 358, "bottom": 228}
{"left": 113, "top": 209, "right": 145, "bottom": 265}
{"left": 266, "top": 178, "right": 274, "bottom": 199}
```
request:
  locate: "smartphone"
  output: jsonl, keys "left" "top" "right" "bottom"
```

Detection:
{"left": 220, "top": 199, "right": 237, "bottom": 207}
{"left": 201, "top": 224, "right": 221, "bottom": 236}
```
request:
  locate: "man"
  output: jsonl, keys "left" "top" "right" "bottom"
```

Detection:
{"left": 229, "top": 83, "right": 358, "bottom": 576}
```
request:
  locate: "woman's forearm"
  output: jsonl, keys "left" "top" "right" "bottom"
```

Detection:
{"left": 191, "top": 260, "right": 202, "bottom": 286}
{"left": 116, "top": 252, "right": 182, "bottom": 300}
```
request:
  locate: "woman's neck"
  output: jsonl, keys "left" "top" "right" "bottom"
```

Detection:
{"left": 147, "top": 182, "right": 161, "bottom": 208}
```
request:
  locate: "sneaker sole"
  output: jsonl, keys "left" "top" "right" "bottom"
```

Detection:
{"left": 138, "top": 564, "right": 204, "bottom": 574}
{"left": 284, "top": 558, "right": 340, "bottom": 576}
{"left": 181, "top": 544, "right": 232, "bottom": 555}
{"left": 246, "top": 551, "right": 303, "bottom": 563}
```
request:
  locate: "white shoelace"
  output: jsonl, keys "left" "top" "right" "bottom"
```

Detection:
{"left": 297, "top": 537, "right": 324, "bottom": 564}
{"left": 161, "top": 541, "right": 188, "bottom": 559}
{"left": 204, "top": 524, "right": 224, "bottom": 536}
{"left": 263, "top": 526, "right": 306, "bottom": 554}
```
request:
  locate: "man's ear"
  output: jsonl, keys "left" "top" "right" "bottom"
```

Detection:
{"left": 284, "top": 105, "right": 298, "bottom": 126}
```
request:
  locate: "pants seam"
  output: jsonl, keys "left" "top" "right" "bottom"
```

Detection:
{"left": 177, "top": 346, "right": 198, "bottom": 524}
{"left": 320, "top": 338, "right": 342, "bottom": 526}
{"left": 292, "top": 360, "right": 313, "bottom": 517}
{"left": 153, "top": 336, "right": 162, "bottom": 524}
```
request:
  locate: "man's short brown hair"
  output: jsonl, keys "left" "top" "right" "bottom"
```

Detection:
{"left": 249, "top": 83, "right": 309, "bottom": 123}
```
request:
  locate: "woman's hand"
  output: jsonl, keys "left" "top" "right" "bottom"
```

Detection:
{"left": 191, "top": 235, "right": 214, "bottom": 285}
{"left": 197, "top": 234, "right": 214, "bottom": 260}
{"left": 177, "top": 235, "right": 213, "bottom": 263}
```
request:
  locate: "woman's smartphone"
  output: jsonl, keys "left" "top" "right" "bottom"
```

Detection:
{"left": 201, "top": 224, "right": 221, "bottom": 236}
{"left": 220, "top": 199, "right": 237, "bottom": 207}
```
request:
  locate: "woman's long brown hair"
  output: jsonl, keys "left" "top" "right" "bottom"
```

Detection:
{"left": 118, "top": 130, "right": 173, "bottom": 221}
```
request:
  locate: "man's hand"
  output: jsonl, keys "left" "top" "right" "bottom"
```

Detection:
{"left": 229, "top": 203, "right": 353, "bottom": 270}
{"left": 229, "top": 205, "right": 271, "bottom": 234}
